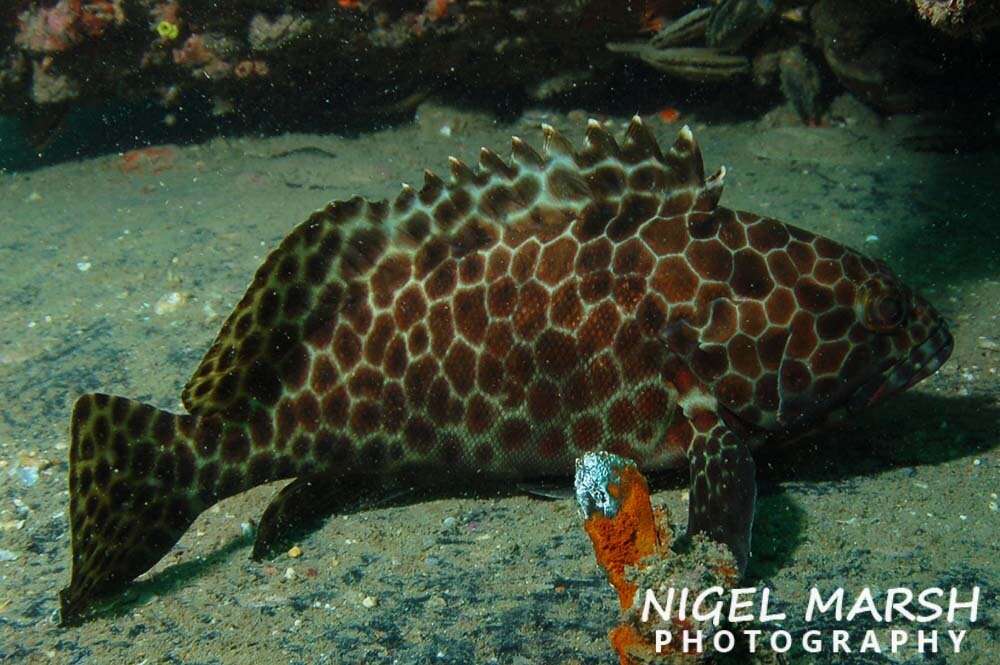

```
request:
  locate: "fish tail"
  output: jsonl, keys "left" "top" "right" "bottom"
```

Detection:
{"left": 60, "top": 393, "right": 247, "bottom": 624}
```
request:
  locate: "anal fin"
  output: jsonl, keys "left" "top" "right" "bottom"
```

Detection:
{"left": 251, "top": 474, "right": 381, "bottom": 560}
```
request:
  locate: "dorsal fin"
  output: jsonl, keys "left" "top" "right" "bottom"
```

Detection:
{"left": 448, "top": 156, "right": 477, "bottom": 185}
{"left": 666, "top": 125, "right": 705, "bottom": 186}
{"left": 511, "top": 136, "right": 546, "bottom": 168}
{"left": 584, "top": 119, "right": 622, "bottom": 160}
{"left": 479, "top": 147, "right": 516, "bottom": 179}
{"left": 623, "top": 114, "right": 664, "bottom": 163}
{"left": 542, "top": 123, "right": 575, "bottom": 158}
{"left": 181, "top": 122, "right": 723, "bottom": 415}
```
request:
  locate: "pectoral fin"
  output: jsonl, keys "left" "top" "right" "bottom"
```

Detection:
{"left": 686, "top": 418, "right": 756, "bottom": 573}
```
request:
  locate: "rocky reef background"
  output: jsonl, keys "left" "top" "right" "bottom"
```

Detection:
{"left": 1, "top": 0, "right": 999, "bottom": 166}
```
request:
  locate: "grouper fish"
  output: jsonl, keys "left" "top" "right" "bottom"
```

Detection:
{"left": 60, "top": 119, "right": 953, "bottom": 622}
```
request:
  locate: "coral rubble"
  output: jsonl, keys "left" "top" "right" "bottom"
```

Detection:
{"left": 0, "top": 1, "right": 996, "bottom": 144}
{"left": 575, "top": 452, "right": 786, "bottom": 665}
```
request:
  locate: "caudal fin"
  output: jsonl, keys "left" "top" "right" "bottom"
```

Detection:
{"left": 60, "top": 394, "right": 209, "bottom": 624}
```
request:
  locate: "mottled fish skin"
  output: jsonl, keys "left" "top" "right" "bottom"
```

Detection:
{"left": 60, "top": 118, "right": 953, "bottom": 622}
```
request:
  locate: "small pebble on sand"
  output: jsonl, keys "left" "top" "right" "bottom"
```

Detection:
{"left": 154, "top": 291, "right": 187, "bottom": 316}
{"left": 15, "top": 466, "right": 39, "bottom": 487}
{"left": 976, "top": 337, "right": 999, "bottom": 351}
{"left": 76, "top": 261, "right": 91, "bottom": 272}
{"left": 361, "top": 595, "right": 377, "bottom": 608}
{"left": 288, "top": 546, "right": 303, "bottom": 558}
{"left": 284, "top": 567, "right": 295, "bottom": 580}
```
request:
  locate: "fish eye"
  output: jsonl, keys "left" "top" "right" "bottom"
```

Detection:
{"left": 874, "top": 296, "right": 905, "bottom": 329}
{"left": 860, "top": 281, "right": 907, "bottom": 333}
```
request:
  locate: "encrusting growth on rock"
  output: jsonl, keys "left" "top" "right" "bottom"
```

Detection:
{"left": 576, "top": 451, "right": 741, "bottom": 664}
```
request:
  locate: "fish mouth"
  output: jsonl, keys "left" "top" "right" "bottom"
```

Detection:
{"left": 848, "top": 323, "right": 954, "bottom": 414}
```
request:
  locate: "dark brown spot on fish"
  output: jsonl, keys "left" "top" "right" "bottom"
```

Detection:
{"left": 403, "top": 212, "right": 431, "bottom": 243}
{"left": 460, "top": 253, "right": 485, "bottom": 284}
{"left": 511, "top": 241, "right": 540, "bottom": 283}
{"left": 444, "top": 342, "right": 476, "bottom": 395}
{"left": 221, "top": 428, "right": 250, "bottom": 464}
{"left": 550, "top": 282, "right": 583, "bottom": 329}
{"left": 586, "top": 166, "right": 626, "bottom": 200}
{"left": 333, "top": 326, "right": 362, "bottom": 369}
{"left": 757, "top": 328, "right": 789, "bottom": 371}
{"left": 536, "top": 330, "right": 576, "bottom": 377}
{"left": 415, "top": 237, "right": 449, "bottom": 278}
{"left": 384, "top": 335, "right": 408, "bottom": 378}
{"left": 466, "top": 394, "right": 495, "bottom": 433}
{"left": 578, "top": 301, "right": 619, "bottom": 356}
{"left": 429, "top": 302, "right": 454, "bottom": 358}
{"left": 310, "top": 356, "right": 339, "bottom": 394}
{"left": 280, "top": 344, "right": 310, "bottom": 390}
{"left": 787, "top": 312, "right": 818, "bottom": 358}
{"left": 538, "top": 428, "right": 567, "bottom": 459}
{"left": 477, "top": 353, "right": 504, "bottom": 394}
{"left": 372, "top": 254, "right": 411, "bottom": 307}
{"left": 250, "top": 408, "right": 274, "bottom": 447}
{"left": 499, "top": 418, "right": 530, "bottom": 451}
{"left": 351, "top": 401, "right": 381, "bottom": 435}
{"left": 577, "top": 238, "right": 612, "bottom": 273}
{"left": 296, "top": 393, "right": 322, "bottom": 431}
{"left": 487, "top": 277, "right": 517, "bottom": 318}
{"left": 454, "top": 286, "right": 488, "bottom": 344}
{"left": 817, "top": 308, "right": 854, "bottom": 340}
{"left": 732, "top": 250, "right": 774, "bottom": 299}
{"left": 322, "top": 387, "right": 350, "bottom": 428}
{"left": 573, "top": 415, "right": 602, "bottom": 451}
{"left": 408, "top": 323, "right": 429, "bottom": 355}
{"left": 538, "top": 238, "right": 577, "bottom": 285}
{"left": 574, "top": 201, "right": 616, "bottom": 241}
{"left": 765, "top": 288, "right": 796, "bottom": 326}
{"left": 277, "top": 255, "right": 298, "bottom": 282}
{"left": 788, "top": 241, "right": 816, "bottom": 274}
{"left": 195, "top": 418, "right": 222, "bottom": 457}
{"left": 126, "top": 407, "right": 150, "bottom": 439}
{"left": 213, "top": 372, "right": 239, "bottom": 404}
{"left": 276, "top": 400, "right": 296, "bottom": 445}
{"left": 404, "top": 356, "right": 438, "bottom": 407}
{"left": 651, "top": 257, "right": 698, "bottom": 302}
{"left": 527, "top": 380, "right": 560, "bottom": 420}
{"left": 607, "top": 194, "right": 656, "bottom": 242}
{"left": 426, "top": 260, "right": 457, "bottom": 300}
{"left": 305, "top": 252, "right": 332, "bottom": 285}
{"left": 153, "top": 411, "right": 176, "bottom": 446}
{"left": 394, "top": 286, "right": 427, "bottom": 330}
{"left": 811, "top": 340, "right": 850, "bottom": 375}
{"left": 404, "top": 417, "right": 436, "bottom": 453}
{"left": 795, "top": 278, "right": 834, "bottom": 313}
{"left": 580, "top": 270, "right": 613, "bottom": 302}
{"left": 365, "top": 314, "right": 394, "bottom": 365}
{"left": 780, "top": 359, "right": 811, "bottom": 394}
{"left": 691, "top": 345, "right": 728, "bottom": 381}
{"left": 513, "top": 281, "right": 548, "bottom": 339}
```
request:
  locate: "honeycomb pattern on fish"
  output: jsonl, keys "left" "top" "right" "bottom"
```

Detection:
{"left": 61, "top": 118, "right": 953, "bottom": 623}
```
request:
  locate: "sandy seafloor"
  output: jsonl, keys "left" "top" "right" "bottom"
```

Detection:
{"left": 0, "top": 100, "right": 997, "bottom": 664}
